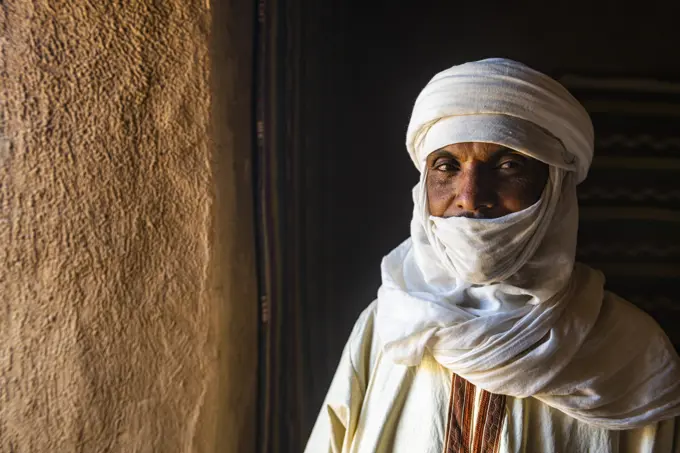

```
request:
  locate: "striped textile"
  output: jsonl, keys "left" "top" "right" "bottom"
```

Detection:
{"left": 561, "top": 75, "right": 680, "bottom": 349}
{"left": 444, "top": 374, "right": 506, "bottom": 453}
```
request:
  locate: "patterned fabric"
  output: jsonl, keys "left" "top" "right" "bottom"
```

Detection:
{"left": 478, "top": 393, "right": 506, "bottom": 453}
{"left": 560, "top": 75, "right": 680, "bottom": 349}
{"left": 444, "top": 374, "right": 507, "bottom": 453}
{"left": 445, "top": 375, "right": 475, "bottom": 453}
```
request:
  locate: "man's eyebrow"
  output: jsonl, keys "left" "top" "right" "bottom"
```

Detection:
{"left": 428, "top": 146, "right": 527, "bottom": 162}
{"left": 429, "top": 149, "right": 455, "bottom": 159}
{"left": 491, "top": 146, "right": 526, "bottom": 159}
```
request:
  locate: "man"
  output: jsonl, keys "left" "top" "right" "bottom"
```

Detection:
{"left": 305, "top": 59, "right": 680, "bottom": 452}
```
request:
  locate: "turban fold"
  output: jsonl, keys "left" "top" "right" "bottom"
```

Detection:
{"left": 406, "top": 58, "right": 594, "bottom": 183}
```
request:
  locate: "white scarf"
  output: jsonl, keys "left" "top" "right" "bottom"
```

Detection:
{"left": 375, "top": 58, "right": 680, "bottom": 429}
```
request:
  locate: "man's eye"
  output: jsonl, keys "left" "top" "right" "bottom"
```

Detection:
{"left": 498, "top": 160, "right": 522, "bottom": 170}
{"left": 435, "top": 163, "right": 458, "bottom": 172}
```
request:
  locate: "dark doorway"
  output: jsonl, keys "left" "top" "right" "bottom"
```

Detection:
{"left": 254, "top": 2, "right": 680, "bottom": 452}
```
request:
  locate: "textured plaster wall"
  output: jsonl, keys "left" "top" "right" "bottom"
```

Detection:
{"left": 1, "top": 1, "right": 256, "bottom": 452}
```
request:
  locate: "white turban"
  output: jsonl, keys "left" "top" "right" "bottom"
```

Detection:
{"left": 375, "top": 58, "right": 680, "bottom": 430}
{"left": 406, "top": 58, "right": 594, "bottom": 183}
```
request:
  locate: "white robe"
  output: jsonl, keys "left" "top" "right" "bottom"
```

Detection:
{"left": 305, "top": 302, "right": 680, "bottom": 453}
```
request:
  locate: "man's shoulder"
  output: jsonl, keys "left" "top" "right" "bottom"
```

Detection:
{"left": 345, "top": 301, "right": 382, "bottom": 386}
{"left": 346, "top": 301, "right": 380, "bottom": 357}
{"left": 348, "top": 301, "right": 378, "bottom": 338}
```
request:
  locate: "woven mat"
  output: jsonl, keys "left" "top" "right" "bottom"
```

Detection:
{"left": 561, "top": 75, "right": 680, "bottom": 348}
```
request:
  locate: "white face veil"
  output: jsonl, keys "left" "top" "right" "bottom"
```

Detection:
{"left": 375, "top": 58, "right": 680, "bottom": 429}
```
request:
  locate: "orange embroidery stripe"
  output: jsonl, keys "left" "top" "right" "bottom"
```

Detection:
{"left": 472, "top": 390, "right": 490, "bottom": 453}
{"left": 448, "top": 374, "right": 465, "bottom": 453}
{"left": 473, "top": 391, "right": 506, "bottom": 453}
{"left": 444, "top": 374, "right": 475, "bottom": 453}
{"left": 462, "top": 379, "right": 475, "bottom": 449}
{"left": 486, "top": 393, "right": 507, "bottom": 453}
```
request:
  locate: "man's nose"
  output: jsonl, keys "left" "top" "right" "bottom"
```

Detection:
{"left": 454, "top": 167, "right": 495, "bottom": 213}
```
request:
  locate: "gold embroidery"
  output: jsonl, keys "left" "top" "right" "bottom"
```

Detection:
{"left": 444, "top": 374, "right": 506, "bottom": 453}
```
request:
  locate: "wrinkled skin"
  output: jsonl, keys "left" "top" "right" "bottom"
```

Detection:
{"left": 426, "top": 142, "right": 549, "bottom": 219}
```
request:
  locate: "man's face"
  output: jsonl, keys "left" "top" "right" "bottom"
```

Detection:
{"left": 426, "top": 142, "right": 549, "bottom": 219}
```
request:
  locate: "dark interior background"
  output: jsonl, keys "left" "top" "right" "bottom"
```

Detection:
{"left": 256, "top": 2, "right": 680, "bottom": 452}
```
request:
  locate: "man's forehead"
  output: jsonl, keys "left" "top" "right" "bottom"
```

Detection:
{"left": 428, "top": 142, "right": 526, "bottom": 161}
